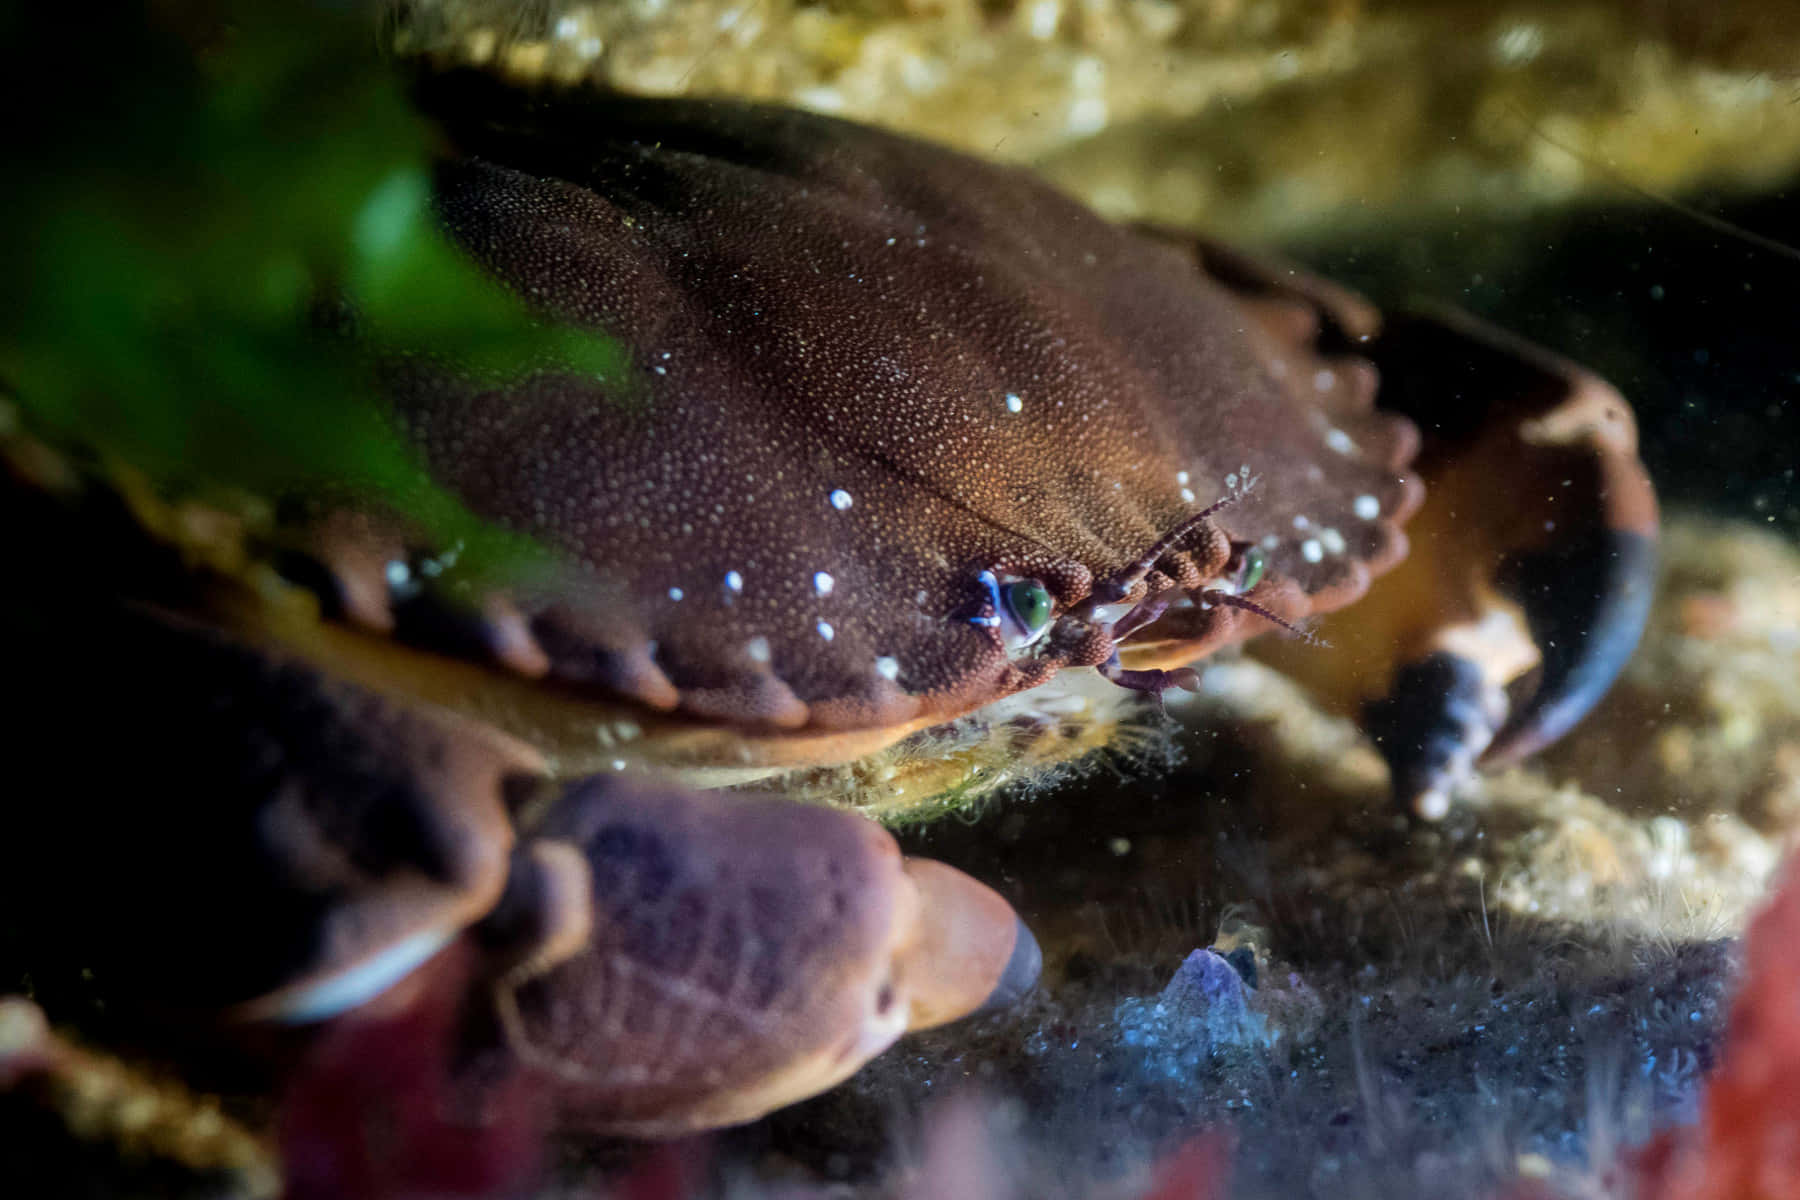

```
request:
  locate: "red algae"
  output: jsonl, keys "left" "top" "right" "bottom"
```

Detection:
{"left": 279, "top": 960, "right": 544, "bottom": 1200}
{"left": 1137, "top": 1133, "right": 1234, "bottom": 1200}
{"left": 1626, "top": 852, "right": 1800, "bottom": 1200}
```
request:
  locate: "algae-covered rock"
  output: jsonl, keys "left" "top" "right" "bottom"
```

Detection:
{"left": 395, "top": 0, "right": 1800, "bottom": 239}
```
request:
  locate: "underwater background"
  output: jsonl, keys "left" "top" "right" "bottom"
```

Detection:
{"left": 397, "top": 8, "right": 1800, "bottom": 1195}
{"left": 5, "top": 2, "right": 1800, "bottom": 1197}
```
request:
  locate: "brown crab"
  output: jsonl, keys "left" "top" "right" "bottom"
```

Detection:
{"left": 2, "top": 70, "right": 1655, "bottom": 1146}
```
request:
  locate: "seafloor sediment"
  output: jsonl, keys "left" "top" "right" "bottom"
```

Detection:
{"left": 705, "top": 511, "right": 1800, "bottom": 1198}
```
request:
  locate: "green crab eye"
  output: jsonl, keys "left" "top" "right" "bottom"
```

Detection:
{"left": 1238, "top": 547, "right": 1267, "bottom": 592}
{"left": 1001, "top": 579, "right": 1054, "bottom": 637}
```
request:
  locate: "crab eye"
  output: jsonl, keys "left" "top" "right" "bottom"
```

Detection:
{"left": 1238, "top": 546, "right": 1267, "bottom": 592}
{"left": 1001, "top": 579, "right": 1054, "bottom": 641}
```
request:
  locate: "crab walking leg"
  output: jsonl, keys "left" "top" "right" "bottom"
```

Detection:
{"left": 477, "top": 776, "right": 1039, "bottom": 1137}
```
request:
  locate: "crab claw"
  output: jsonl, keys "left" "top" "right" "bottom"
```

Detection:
{"left": 1162, "top": 240, "right": 1657, "bottom": 818}
{"left": 477, "top": 776, "right": 1036, "bottom": 1137}
{"left": 894, "top": 857, "right": 1042, "bottom": 1030}
{"left": 1347, "top": 310, "right": 1658, "bottom": 817}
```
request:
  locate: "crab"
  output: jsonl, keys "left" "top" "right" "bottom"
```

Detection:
{"left": 1, "top": 68, "right": 1655, "bottom": 1151}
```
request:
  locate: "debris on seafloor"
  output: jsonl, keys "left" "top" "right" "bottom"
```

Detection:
{"left": 391, "top": 0, "right": 1800, "bottom": 240}
{"left": 1539, "top": 518, "right": 1800, "bottom": 841}
{"left": 1482, "top": 843, "right": 1800, "bottom": 1200}
{"left": 1115, "top": 947, "right": 1269, "bottom": 1081}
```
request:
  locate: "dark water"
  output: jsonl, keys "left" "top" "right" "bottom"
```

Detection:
{"left": 1305, "top": 186, "right": 1800, "bottom": 534}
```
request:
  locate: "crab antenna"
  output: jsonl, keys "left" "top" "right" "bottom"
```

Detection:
{"left": 1098, "top": 484, "right": 1255, "bottom": 601}
{"left": 1200, "top": 588, "right": 1325, "bottom": 646}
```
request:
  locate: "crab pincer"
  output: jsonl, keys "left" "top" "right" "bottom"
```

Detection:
{"left": 1358, "top": 311, "right": 1658, "bottom": 817}
{"left": 1193, "top": 242, "right": 1658, "bottom": 817}
{"left": 473, "top": 776, "right": 1038, "bottom": 1136}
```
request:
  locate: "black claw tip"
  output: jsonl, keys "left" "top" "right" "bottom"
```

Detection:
{"left": 1485, "top": 528, "right": 1657, "bottom": 766}
{"left": 976, "top": 917, "right": 1042, "bottom": 1014}
{"left": 1365, "top": 652, "right": 1504, "bottom": 819}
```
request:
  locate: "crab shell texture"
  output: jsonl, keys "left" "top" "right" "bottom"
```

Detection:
{"left": 298, "top": 74, "right": 1438, "bottom": 793}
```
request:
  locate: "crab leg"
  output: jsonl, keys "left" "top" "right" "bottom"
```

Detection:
{"left": 7, "top": 595, "right": 1039, "bottom": 1136}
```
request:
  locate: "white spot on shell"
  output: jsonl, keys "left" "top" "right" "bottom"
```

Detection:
{"left": 813, "top": 571, "right": 835, "bottom": 597}
{"left": 1225, "top": 473, "right": 1238, "bottom": 489}
{"left": 829, "top": 488, "right": 854, "bottom": 510}
{"left": 1005, "top": 392, "right": 1023, "bottom": 413}
{"left": 1325, "top": 427, "right": 1355, "bottom": 455}
{"left": 1261, "top": 534, "right": 1281, "bottom": 549}
{"left": 385, "top": 561, "right": 411, "bottom": 588}
{"left": 1176, "top": 470, "right": 1190, "bottom": 485}
{"left": 1354, "top": 494, "right": 1381, "bottom": 520}
{"left": 746, "top": 636, "right": 772, "bottom": 663}
{"left": 1293, "top": 515, "right": 1311, "bottom": 530}
{"left": 1180, "top": 487, "right": 1197, "bottom": 503}
{"left": 667, "top": 586, "right": 685, "bottom": 602}
{"left": 1320, "top": 527, "right": 1347, "bottom": 555}
{"left": 1314, "top": 368, "right": 1336, "bottom": 392}
{"left": 1301, "top": 539, "right": 1324, "bottom": 563}
{"left": 817, "top": 620, "right": 836, "bottom": 641}
{"left": 875, "top": 655, "right": 901, "bottom": 680}
{"left": 724, "top": 570, "right": 744, "bottom": 593}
